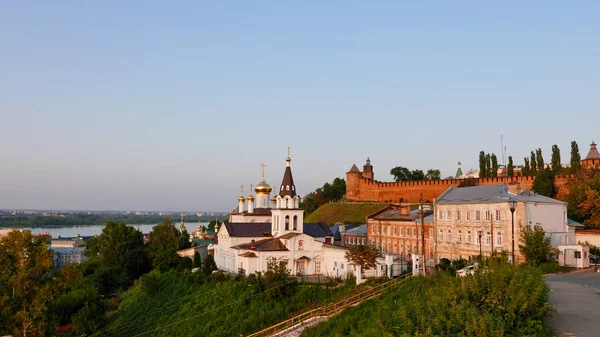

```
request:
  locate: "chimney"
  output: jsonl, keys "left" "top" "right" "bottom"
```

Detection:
{"left": 339, "top": 223, "right": 346, "bottom": 233}
{"left": 507, "top": 183, "right": 521, "bottom": 195}
{"left": 250, "top": 239, "right": 256, "bottom": 250}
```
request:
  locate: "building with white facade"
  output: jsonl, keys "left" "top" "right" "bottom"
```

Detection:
{"left": 213, "top": 151, "right": 351, "bottom": 279}
{"left": 434, "top": 184, "right": 575, "bottom": 263}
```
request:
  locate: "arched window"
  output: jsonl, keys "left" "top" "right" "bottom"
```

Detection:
{"left": 298, "top": 240, "right": 303, "bottom": 250}
{"left": 285, "top": 215, "right": 290, "bottom": 230}
{"left": 293, "top": 215, "right": 298, "bottom": 230}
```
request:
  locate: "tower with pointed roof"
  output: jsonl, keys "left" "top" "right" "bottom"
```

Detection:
{"left": 582, "top": 140, "right": 600, "bottom": 169}
{"left": 455, "top": 161, "right": 463, "bottom": 179}
{"left": 271, "top": 148, "right": 304, "bottom": 236}
{"left": 363, "top": 158, "right": 374, "bottom": 180}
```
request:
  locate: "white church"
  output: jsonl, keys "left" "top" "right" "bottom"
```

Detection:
{"left": 212, "top": 150, "right": 354, "bottom": 279}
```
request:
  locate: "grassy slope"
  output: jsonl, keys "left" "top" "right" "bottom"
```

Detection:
{"left": 304, "top": 202, "right": 387, "bottom": 225}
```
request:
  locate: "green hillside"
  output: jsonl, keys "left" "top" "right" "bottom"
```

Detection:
{"left": 304, "top": 202, "right": 388, "bottom": 225}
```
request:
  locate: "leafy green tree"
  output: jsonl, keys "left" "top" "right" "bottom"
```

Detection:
{"left": 72, "top": 301, "right": 105, "bottom": 335}
{"left": 390, "top": 166, "right": 412, "bottom": 182}
{"left": 321, "top": 178, "right": 346, "bottom": 201}
{"left": 566, "top": 169, "right": 600, "bottom": 226}
{"left": 570, "top": 140, "right": 582, "bottom": 172}
{"left": 202, "top": 255, "right": 217, "bottom": 275}
{"left": 519, "top": 225, "right": 558, "bottom": 267}
{"left": 84, "top": 220, "right": 150, "bottom": 291}
{"left": 0, "top": 230, "right": 56, "bottom": 337}
{"left": 479, "top": 151, "right": 487, "bottom": 178}
{"left": 536, "top": 148, "right": 544, "bottom": 171}
{"left": 148, "top": 219, "right": 190, "bottom": 271}
{"left": 530, "top": 151, "right": 537, "bottom": 174}
{"left": 410, "top": 169, "right": 425, "bottom": 181}
{"left": 263, "top": 260, "right": 296, "bottom": 299}
{"left": 425, "top": 169, "right": 441, "bottom": 180}
{"left": 507, "top": 156, "right": 514, "bottom": 177}
{"left": 551, "top": 145, "right": 562, "bottom": 173}
{"left": 485, "top": 153, "right": 492, "bottom": 178}
{"left": 523, "top": 157, "right": 531, "bottom": 176}
{"left": 532, "top": 168, "right": 557, "bottom": 197}
{"left": 491, "top": 154, "right": 498, "bottom": 177}
{"left": 345, "top": 244, "right": 379, "bottom": 270}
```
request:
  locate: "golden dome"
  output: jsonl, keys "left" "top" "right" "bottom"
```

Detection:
{"left": 238, "top": 196, "right": 246, "bottom": 202}
{"left": 247, "top": 194, "right": 255, "bottom": 201}
{"left": 255, "top": 181, "right": 272, "bottom": 194}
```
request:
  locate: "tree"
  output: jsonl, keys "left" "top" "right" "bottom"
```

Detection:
{"left": 425, "top": 169, "right": 441, "bottom": 180}
{"left": 148, "top": 219, "right": 190, "bottom": 271}
{"left": 208, "top": 219, "right": 223, "bottom": 233}
{"left": 491, "top": 154, "right": 498, "bottom": 177}
{"left": 519, "top": 225, "right": 557, "bottom": 267}
{"left": 570, "top": 141, "right": 582, "bottom": 172}
{"left": 410, "top": 169, "right": 425, "bottom": 181}
{"left": 0, "top": 230, "right": 56, "bottom": 337}
{"left": 507, "top": 156, "right": 514, "bottom": 177}
{"left": 322, "top": 178, "right": 346, "bottom": 201}
{"left": 345, "top": 244, "right": 379, "bottom": 270}
{"left": 458, "top": 177, "right": 478, "bottom": 187}
{"left": 202, "top": 255, "right": 217, "bottom": 275}
{"left": 479, "top": 151, "right": 487, "bottom": 178}
{"left": 522, "top": 157, "right": 531, "bottom": 176}
{"left": 485, "top": 153, "right": 492, "bottom": 178}
{"left": 262, "top": 260, "right": 296, "bottom": 298}
{"left": 578, "top": 188, "right": 600, "bottom": 229}
{"left": 536, "top": 148, "right": 544, "bottom": 171}
{"left": 551, "top": 145, "right": 562, "bottom": 173}
{"left": 84, "top": 220, "right": 150, "bottom": 291}
{"left": 530, "top": 151, "right": 537, "bottom": 174}
{"left": 193, "top": 251, "right": 202, "bottom": 268}
{"left": 566, "top": 169, "right": 600, "bottom": 225}
{"left": 532, "top": 168, "right": 557, "bottom": 197}
{"left": 390, "top": 166, "right": 412, "bottom": 182}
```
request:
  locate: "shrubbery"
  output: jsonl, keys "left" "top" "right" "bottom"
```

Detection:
{"left": 302, "top": 261, "right": 553, "bottom": 337}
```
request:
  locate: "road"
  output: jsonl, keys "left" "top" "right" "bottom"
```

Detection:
{"left": 547, "top": 269, "right": 600, "bottom": 337}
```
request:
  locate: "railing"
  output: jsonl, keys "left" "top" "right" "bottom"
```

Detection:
{"left": 246, "top": 273, "right": 411, "bottom": 337}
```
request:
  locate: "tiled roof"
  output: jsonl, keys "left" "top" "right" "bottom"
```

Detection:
{"left": 231, "top": 207, "right": 273, "bottom": 216}
{"left": 232, "top": 238, "right": 288, "bottom": 251}
{"left": 222, "top": 221, "right": 272, "bottom": 237}
{"left": 239, "top": 251, "right": 258, "bottom": 258}
{"left": 585, "top": 141, "right": 600, "bottom": 160}
{"left": 436, "top": 184, "right": 566, "bottom": 205}
{"left": 303, "top": 222, "right": 334, "bottom": 238}
{"left": 348, "top": 164, "right": 360, "bottom": 173}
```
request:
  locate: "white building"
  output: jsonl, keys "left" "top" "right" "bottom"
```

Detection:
{"left": 213, "top": 151, "right": 351, "bottom": 279}
{"left": 434, "top": 184, "right": 575, "bottom": 263}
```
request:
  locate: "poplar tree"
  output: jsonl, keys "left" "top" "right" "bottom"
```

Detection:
{"left": 486, "top": 153, "right": 492, "bottom": 178}
{"left": 571, "top": 141, "right": 582, "bottom": 172}
{"left": 551, "top": 145, "right": 562, "bottom": 173}
{"left": 523, "top": 158, "right": 530, "bottom": 176}
{"left": 508, "top": 156, "right": 514, "bottom": 176}
{"left": 530, "top": 151, "right": 537, "bottom": 174}
{"left": 479, "top": 151, "right": 487, "bottom": 178}
{"left": 536, "top": 148, "right": 544, "bottom": 171}
{"left": 491, "top": 154, "right": 498, "bottom": 177}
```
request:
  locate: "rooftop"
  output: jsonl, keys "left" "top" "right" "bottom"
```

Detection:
{"left": 436, "top": 184, "right": 566, "bottom": 205}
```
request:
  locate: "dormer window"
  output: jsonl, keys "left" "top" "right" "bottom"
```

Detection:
{"left": 286, "top": 185, "right": 290, "bottom": 191}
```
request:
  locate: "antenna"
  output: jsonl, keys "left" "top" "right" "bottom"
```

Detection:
{"left": 500, "top": 135, "right": 506, "bottom": 167}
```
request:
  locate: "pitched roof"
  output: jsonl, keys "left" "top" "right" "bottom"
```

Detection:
{"left": 346, "top": 224, "right": 367, "bottom": 235}
{"left": 279, "top": 164, "right": 297, "bottom": 197}
{"left": 303, "top": 222, "right": 334, "bottom": 238}
{"left": 330, "top": 223, "right": 359, "bottom": 240}
{"left": 585, "top": 141, "right": 600, "bottom": 160}
{"left": 567, "top": 219, "right": 585, "bottom": 228}
{"left": 348, "top": 164, "right": 360, "bottom": 173}
{"left": 239, "top": 251, "right": 258, "bottom": 257}
{"left": 232, "top": 238, "right": 288, "bottom": 251}
{"left": 222, "top": 221, "right": 272, "bottom": 237}
{"left": 435, "top": 184, "right": 566, "bottom": 205}
{"left": 232, "top": 207, "right": 273, "bottom": 216}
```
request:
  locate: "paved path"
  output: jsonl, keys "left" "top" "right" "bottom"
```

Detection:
{"left": 547, "top": 269, "right": 600, "bottom": 337}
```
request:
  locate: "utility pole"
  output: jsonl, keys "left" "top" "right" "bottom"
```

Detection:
{"left": 420, "top": 193, "right": 425, "bottom": 275}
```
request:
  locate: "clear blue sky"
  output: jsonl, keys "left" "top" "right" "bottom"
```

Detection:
{"left": 1, "top": 1, "right": 599, "bottom": 212}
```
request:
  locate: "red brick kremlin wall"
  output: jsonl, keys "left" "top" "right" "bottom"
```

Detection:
{"left": 345, "top": 171, "right": 571, "bottom": 203}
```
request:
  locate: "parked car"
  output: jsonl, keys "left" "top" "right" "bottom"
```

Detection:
{"left": 457, "top": 263, "right": 478, "bottom": 277}
{"left": 590, "top": 254, "right": 598, "bottom": 265}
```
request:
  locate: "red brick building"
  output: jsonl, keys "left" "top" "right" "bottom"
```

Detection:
{"left": 366, "top": 204, "right": 434, "bottom": 261}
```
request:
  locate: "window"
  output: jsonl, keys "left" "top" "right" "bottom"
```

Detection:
{"left": 315, "top": 261, "right": 321, "bottom": 274}
{"left": 439, "top": 230, "right": 444, "bottom": 242}
{"left": 394, "top": 227, "right": 397, "bottom": 236}
{"left": 485, "top": 231, "right": 491, "bottom": 245}
{"left": 476, "top": 232, "right": 480, "bottom": 244}
{"left": 457, "top": 230, "right": 462, "bottom": 243}
{"left": 401, "top": 227, "right": 404, "bottom": 236}
{"left": 429, "top": 229, "right": 433, "bottom": 238}
{"left": 383, "top": 226, "right": 386, "bottom": 235}
{"left": 372, "top": 226, "right": 375, "bottom": 234}
{"left": 298, "top": 240, "right": 303, "bottom": 250}
{"left": 285, "top": 215, "right": 290, "bottom": 230}
{"left": 457, "top": 211, "right": 461, "bottom": 221}
{"left": 446, "top": 210, "right": 452, "bottom": 220}
{"left": 447, "top": 230, "right": 452, "bottom": 242}
{"left": 574, "top": 251, "right": 581, "bottom": 259}
{"left": 496, "top": 231, "right": 502, "bottom": 246}
{"left": 407, "top": 228, "right": 411, "bottom": 237}
{"left": 341, "top": 263, "right": 344, "bottom": 269}
{"left": 414, "top": 228, "right": 417, "bottom": 237}
{"left": 467, "top": 231, "right": 471, "bottom": 243}
{"left": 286, "top": 185, "right": 290, "bottom": 191}
{"left": 438, "top": 210, "right": 443, "bottom": 220}
{"left": 293, "top": 215, "right": 298, "bottom": 230}
{"left": 466, "top": 211, "right": 471, "bottom": 221}
{"left": 476, "top": 211, "right": 481, "bottom": 221}
{"left": 485, "top": 210, "right": 490, "bottom": 221}
{"left": 362, "top": 238, "right": 365, "bottom": 245}
{"left": 495, "top": 210, "right": 501, "bottom": 221}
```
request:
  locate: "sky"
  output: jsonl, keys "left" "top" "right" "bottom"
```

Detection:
{"left": 1, "top": 1, "right": 599, "bottom": 212}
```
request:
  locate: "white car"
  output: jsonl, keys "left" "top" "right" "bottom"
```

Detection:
{"left": 457, "top": 263, "right": 478, "bottom": 277}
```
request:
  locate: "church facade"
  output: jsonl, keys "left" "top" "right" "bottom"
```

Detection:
{"left": 213, "top": 151, "right": 352, "bottom": 279}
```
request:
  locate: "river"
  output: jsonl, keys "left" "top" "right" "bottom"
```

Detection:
{"left": 20, "top": 222, "right": 210, "bottom": 238}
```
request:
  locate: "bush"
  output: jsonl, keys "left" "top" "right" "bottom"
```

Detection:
{"left": 72, "top": 301, "right": 105, "bottom": 335}
{"left": 538, "top": 262, "right": 568, "bottom": 274}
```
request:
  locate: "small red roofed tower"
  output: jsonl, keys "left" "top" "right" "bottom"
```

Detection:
{"left": 582, "top": 140, "right": 600, "bottom": 169}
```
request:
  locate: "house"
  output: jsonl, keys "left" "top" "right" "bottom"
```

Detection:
{"left": 434, "top": 184, "right": 573, "bottom": 263}
{"left": 341, "top": 224, "right": 367, "bottom": 247}
{"left": 53, "top": 247, "right": 86, "bottom": 269}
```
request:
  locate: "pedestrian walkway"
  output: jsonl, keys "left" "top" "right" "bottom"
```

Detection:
{"left": 547, "top": 271, "right": 600, "bottom": 337}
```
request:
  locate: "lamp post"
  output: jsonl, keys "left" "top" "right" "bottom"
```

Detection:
{"left": 477, "top": 230, "right": 483, "bottom": 260}
{"left": 509, "top": 200, "right": 517, "bottom": 264}
{"left": 419, "top": 193, "right": 425, "bottom": 275}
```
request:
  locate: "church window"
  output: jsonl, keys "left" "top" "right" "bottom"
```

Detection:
{"left": 285, "top": 216, "right": 290, "bottom": 230}
{"left": 281, "top": 186, "right": 284, "bottom": 191}
{"left": 286, "top": 185, "right": 290, "bottom": 191}
{"left": 292, "top": 186, "right": 295, "bottom": 191}
{"left": 315, "top": 261, "right": 321, "bottom": 274}
{"left": 293, "top": 215, "right": 298, "bottom": 230}
{"left": 298, "top": 240, "right": 303, "bottom": 250}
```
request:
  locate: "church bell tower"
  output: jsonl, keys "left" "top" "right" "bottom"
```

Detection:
{"left": 271, "top": 148, "right": 304, "bottom": 237}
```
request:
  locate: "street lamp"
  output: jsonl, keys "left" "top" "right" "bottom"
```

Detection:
{"left": 509, "top": 200, "right": 517, "bottom": 264}
{"left": 477, "top": 230, "right": 483, "bottom": 260}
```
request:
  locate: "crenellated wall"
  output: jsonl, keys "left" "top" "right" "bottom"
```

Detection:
{"left": 345, "top": 171, "right": 571, "bottom": 202}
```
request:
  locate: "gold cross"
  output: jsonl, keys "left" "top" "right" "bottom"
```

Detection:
{"left": 249, "top": 183, "right": 253, "bottom": 193}
{"left": 260, "top": 163, "right": 266, "bottom": 179}
{"left": 287, "top": 146, "right": 291, "bottom": 156}
{"left": 240, "top": 185, "right": 244, "bottom": 195}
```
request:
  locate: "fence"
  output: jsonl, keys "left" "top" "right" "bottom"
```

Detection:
{"left": 246, "top": 273, "right": 411, "bottom": 337}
